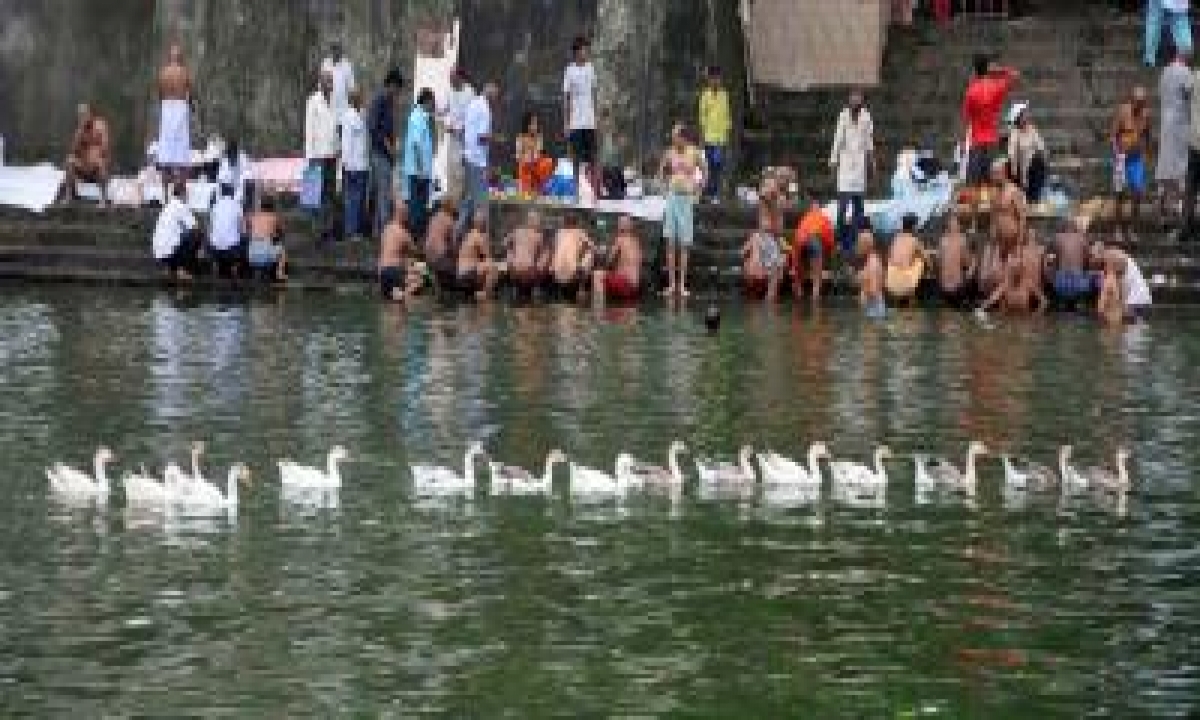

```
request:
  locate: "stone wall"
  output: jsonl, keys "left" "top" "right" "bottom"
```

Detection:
{"left": 0, "top": 0, "right": 453, "bottom": 167}
{"left": 0, "top": 0, "right": 744, "bottom": 175}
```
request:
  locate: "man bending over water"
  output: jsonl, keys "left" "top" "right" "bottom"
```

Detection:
{"left": 743, "top": 214, "right": 785, "bottom": 302}
{"left": 1051, "top": 215, "right": 1094, "bottom": 312}
{"left": 505, "top": 209, "right": 549, "bottom": 298}
{"left": 593, "top": 214, "right": 643, "bottom": 304}
{"left": 857, "top": 228, "right": 886, "bottom": 319}
{"left": 937, "top": 212, "right": 975, "bottom": 309}
{"left": 979, "top": 230, "right": 1047, "bottom": 314}
{"left": 425, "top": 198, "right": 458, "bottom": 290}
{"left": 886, "top": 213, "right": 927, "bottom": 306}
{"left": 379, "top": 203, "right": 422, "bottom": 302}
{"left": 457, "top": 209, "right": 500, "bottom": 300}
{"left": 550, "top": 212, "right": 595, "bottom": 302}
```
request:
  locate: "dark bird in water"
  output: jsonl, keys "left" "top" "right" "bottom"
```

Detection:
{"left": 704, "top": 305, "right": 721, "bottom": 332}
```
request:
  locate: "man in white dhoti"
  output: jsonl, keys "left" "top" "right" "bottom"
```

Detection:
{"left": 440, "top": 67, "right": 474, "bottom": 203}
{"left": 157, "top": 43, "right": 194, "bottom": 186}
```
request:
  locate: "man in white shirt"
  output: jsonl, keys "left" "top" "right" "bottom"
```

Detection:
{"left": 152, "top": 182, "right": 199, "bottom": 281}
{"left": 1147, "top": 0, "right": 1193, "bottom": 67}
{"left": 341, "top": 89, "right": 370, "bottom": 242}
{"left": 440, "top": 67, "right": 474, "bottom": 203}
{"left": 306, "top": 69, "right": 341, "bottom": 241}
{"left": 458, "top": 82, "right": 498, "bottom": 237}
{"left": 322, "top": 42, "right": 356, "bottom": 125}
{"left": 208, "top": 183, "right": 245, "bottom": 278}
{"left": 563, "top": 37, "right": 599, "bottom": 201}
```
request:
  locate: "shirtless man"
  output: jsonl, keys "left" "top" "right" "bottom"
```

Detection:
{"left": 979, "top": 233, "right": 1046, "bottom": 314}
{"left": 1097, "top": 251, "right": 1126, "bottom": 326}
{"left": 857, "top": 228, "right": 886, "bottom": 319}
{"left": 593, "top": 214, "right": 644, "bottom": 304}
{"left": 1111, "top": 87, "right": 1152, "bottom": 243}
{"left": 505, "top": 209, "right": 549, "bottom": 297}
{"left": 990, "top": 158, "right": 1027, "bottom": 261}
{"left": 247, "top": 193, "right": 288, "bottom": 282}
{"left": 456, "top": 209, "right": 500, "bottom": 300}
{"left": 378, "top": 203, "right": 423, "bottom": 302}
{"left": 157, "top": 43, "right": 194, "bottom": 186}
{"left": 62, "top": 103, "right": 111, "bottom": 205}
{"left": 937, "top": 212, "right": 975, "bottom": 309}
{"left": 742, "top": 216, "right": 785, "bottom": 302}
{"left": 424, "top": 198, "right": 458, "bottom": 290}
{"left": 1052, "top": 215, "right": 1095, "bottom": 311}
{"left": 885, "top": 213, "right": 927, "bottom": 306}
{"left": 549, "top": 212, "right": 594, "bottom": 302}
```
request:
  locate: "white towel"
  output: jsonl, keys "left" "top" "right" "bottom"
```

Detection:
{"left": 157, "top": 99, "right": 192, "bottom": 166}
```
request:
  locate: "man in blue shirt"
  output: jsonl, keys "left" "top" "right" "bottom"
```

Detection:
{"left": 369, "top": 68, "right": 404, "bottom": 241}
{"left": 403, "top": 88, "right": 436, "bottom": 241}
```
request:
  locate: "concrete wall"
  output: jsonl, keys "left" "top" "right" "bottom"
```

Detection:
{"left": 0, "top": 0, "right": 744, "bottom": 176}
{"left": 0, "top": 0, "right": 454, "bottom": 167}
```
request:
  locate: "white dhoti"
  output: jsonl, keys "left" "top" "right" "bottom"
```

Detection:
{"left": 157, "top": 99, "right": 192, "bottom": 167}
{"left": 443, "top": 134, "right": 465, "bottom": 201}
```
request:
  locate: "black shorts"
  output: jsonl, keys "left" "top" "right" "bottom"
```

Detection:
{"left": 966, "top": 143, "right": 998, "bottom": 185}
{"left": 210, "top": 245, "right": 245, "bottom": 274}
{"left": 457, "top": 270, "right": 483, "bottom": 293}
{"left": 570, "top": 129, "right": 597, "bottom": 165}
{"left": 380, "top": 266, "right": 405, "bottom": 298}
{"left": 161, "top": 233, "right": 199, "bottom": 272}
{"left": 940, "top": 282, "right": 976, "bottom": 310}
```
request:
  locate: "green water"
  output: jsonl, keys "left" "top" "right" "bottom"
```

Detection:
{"left": 1, "top": 287, "right": 1197, "bottom": 717}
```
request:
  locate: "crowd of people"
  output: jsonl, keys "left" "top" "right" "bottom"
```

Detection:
{"left": 51, "top": 5, "right": 1190, "bottom": 324}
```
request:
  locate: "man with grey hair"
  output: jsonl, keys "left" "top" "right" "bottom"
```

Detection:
{"left": 306, "top": 68, "right": 341, "bottom": 241}
{"left": 458, "top": 81, "right": 499, "bottom": 238}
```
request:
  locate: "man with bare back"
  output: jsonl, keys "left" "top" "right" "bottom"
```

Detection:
{"left": 937, "top": 212, "right": 975, "bottom": 309}
{"left": 424, "top": 198, "right": 458, "bottom": 290}
{"left": 506, "top": 209, "right": 549, "bottom": 297}
{"left": 593, "top": 214, "right": 644, "bottom": 304}
{"left": 991, "top": 158, "right": 1027, "bottom": 260}
{"left": 456, "top": 209, "right": 500, "bottom": 300}
{"left": 157, "top": 43, "right": 194, "bottom": 185}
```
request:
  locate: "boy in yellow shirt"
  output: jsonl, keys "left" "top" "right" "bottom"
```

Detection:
{"left": 698, "top": 66, "right": 730, "bottom": 202}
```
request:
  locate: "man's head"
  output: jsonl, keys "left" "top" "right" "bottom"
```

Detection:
{"left": 168, "top": 43, "right": 184, "bottom": 64}
{"left": 902, "top": 213, "right": 919, "bottom": 234}
{"left": 1177, "top": 49, "right": 1192, "bottom": 66}
{"left": 670, "top": 122, "right": 688, "bottom": 148}
{"left": 384, "top": 68, "right": 405, "bottom": 94}
{"left": 1088, "top": 241, "right": 1107, "bottom": 269}
{"left": 319, "top": 69, "right": 334, "bottom": 95}
{"left": 77, "top": 102, "right": 94, "bottom": 126}
{"left": 171, "top": 180, "right": 187, "bottom": 200}
{"left": 572, "top": 36, "right": 590, "bottom": 64}
{"left": 991, "top": 157, "right": 1010, "bottom": 184}
{"left": 417, "top": 87, "right": 435, "bottom": 112}
{"left": 1071, "top": 214, "right": 1090, "bottom": 234}
{"left": 331, "top": 41, "right": 344, "bottom": 61}
{"left": 947, "top": 212, "right": 960, "bottom": 233}
{"left": 617, "top": 214, "right": 634, "bottom": 235}
{"left": 523, "top": 208, "right": 542, "bottom": 229}
{"left": 856, "top": 228, "right": 875, "bottom": 259}
{"left": 563, "top": 212, "right": 580, "bottom": 229}
{"left": 392, "top": 199, "right": 408, "bottom": 225}
{"left": 482, "top": 82, "right": 499, "bottom": 106}
{"left": 849, "top": 91, "right": 865, "bottom": 112}
{"left": 260, "top": 192, "right": 277, "bottom": 213}
{"left": 706, "top": 66, "right": 722, "bottom": 88}
{"left": 1132, "top": 85, "right": 1148, "bottom": 109}
{"left": 973, "top": 54, "right": 990, "bottom": 78}
{"left": 472, "top": 208, "right": 488, "bottom": 232}
{"left": 438, "top": 196, "right": 457, "bottom": 217}
{"left": 450, "top": 66, "right": 466, "bottom": 89}
{"left": 220, "top": 183, "right": 235, "bottom": 199}
{"left": 349, "top": 89, "right": 363, "bottom": 110}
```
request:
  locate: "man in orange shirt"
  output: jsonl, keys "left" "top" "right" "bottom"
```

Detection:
{"left": 791, "top": 197, "right": 834, "bottom": 302}
{"left": 962, "top": 55, "right": 1019, "bottom": 229}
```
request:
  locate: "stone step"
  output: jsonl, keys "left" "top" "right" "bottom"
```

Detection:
{"left": 0, "top": 263, "right": 361, "bottom": 294}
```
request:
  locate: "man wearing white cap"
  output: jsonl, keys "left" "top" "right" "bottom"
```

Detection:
{"left": 1007, "top": 103, "right": 1046, "bottom": 202}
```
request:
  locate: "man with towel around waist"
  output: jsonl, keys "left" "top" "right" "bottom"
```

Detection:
{"left": 157, "top": 43, "right": 194, "bottom": 187}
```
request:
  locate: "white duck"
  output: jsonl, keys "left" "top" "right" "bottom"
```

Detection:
{"left": 164, "top": 441, "right": 208, "bottom": 499}
{"left": 570, "top": 456, "right": 635, "bottom": 498}
{"left": 757, "top": 442, "right": 830, "bottom": 505}
{"left": 830, "top": 445, "right": 892, "bottom": 500}
{"left": 615, "top": 441, "right": 689, "bottom": 499}
{"left": 180, "top": 463, "right": 251, "bottom": 511}
{"left": 123, "top": 464, "right": 180, "bottom": 506}
{"left": 489, "top": 449, "right": 567, "bottom": 496}
{"left": 1000, "top": 453, "right": 1058, "bottom": 492}
{"left": 411, "top": 441, "right": 487, "bottom": 496}
{"left": 278, "top": 446, "right": 348, "bottom": 489}
{"left": 46, "top": 447, "right": 115, "bottom": 499}
{"left": 696, "top": 445, "right": 757, "bottom": 500}
{"left": 914, "top": 441, "right": 989, "bottom": 497}
{"left": 1078, "top": 446, "right": 1132, "bottom": 494}
{"left": 1057, "top": 445, "right": 1090, "bottom": 491}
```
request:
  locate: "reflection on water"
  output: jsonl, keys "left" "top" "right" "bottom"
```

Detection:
{"left": 0, "top": 287, "right": 1197, "bottom": 716}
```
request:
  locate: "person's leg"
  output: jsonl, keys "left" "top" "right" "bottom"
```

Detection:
{"left": 811, "top": 243, "right": 825, "bottom": 301}
{"left": 456, "top": 165, "right": 480, "bottom": 238}
{"left": 664, "top": 244, "right": 677, "bottom": 295}
{"left": 678, "top": 198, "right": 694, "bottom": 295}
{"left": 704, "top": 145, "right": 718, "bottom": 200}
{"left": 371, "top": 152, "right": 393, "bottom": 240}
{"left": 414, "top": 177, "right": 431, "bottom": 240}
{"left": 1146, "top": 0, "right": 1164, "bottom": 66}
{"left": 1184, "top": 148, "right": 1200, "bottom": 239}
{"left": 851, "top": 194, "right": 865, "bottom": 253}
{"left": 343, "top": 170, "right": 359, "bottom": 240}
{"left": 835, "top": 193, "right": 851, "bottom": 255}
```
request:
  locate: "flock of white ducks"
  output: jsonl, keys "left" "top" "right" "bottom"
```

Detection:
{"left": 46, "top": 441, "right": 1133, "bottom": 510}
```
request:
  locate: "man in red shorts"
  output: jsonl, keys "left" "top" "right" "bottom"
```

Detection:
{"left": 593, "top": 214, "right": 643, "bottom": 304}
{"left": 962, "top": 54, "right": 1019, "bottom": 230}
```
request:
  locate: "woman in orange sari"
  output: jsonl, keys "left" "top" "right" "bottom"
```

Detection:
{"left": 516, "top": 112, "right": 554, "bottom": 196}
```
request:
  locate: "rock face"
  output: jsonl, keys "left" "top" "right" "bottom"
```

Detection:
{"left": 0, "top": 0, "right": 744, "bottom": 176}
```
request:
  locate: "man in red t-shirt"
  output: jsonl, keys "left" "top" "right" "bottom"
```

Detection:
{"left": 962, "top": 55, "right": 1020, "bottom": 229}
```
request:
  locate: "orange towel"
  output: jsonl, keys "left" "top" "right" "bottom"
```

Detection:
{"left": 518, "top": 157, "right": 555, "bottom": 195}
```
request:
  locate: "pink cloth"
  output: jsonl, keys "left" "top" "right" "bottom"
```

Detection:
{"left": 252, "top": 158, "right": 306, "bottom": 194}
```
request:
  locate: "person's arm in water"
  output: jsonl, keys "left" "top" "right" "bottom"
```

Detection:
{"left": 978, "top": 273, "right": 1008, "bottom": 312}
